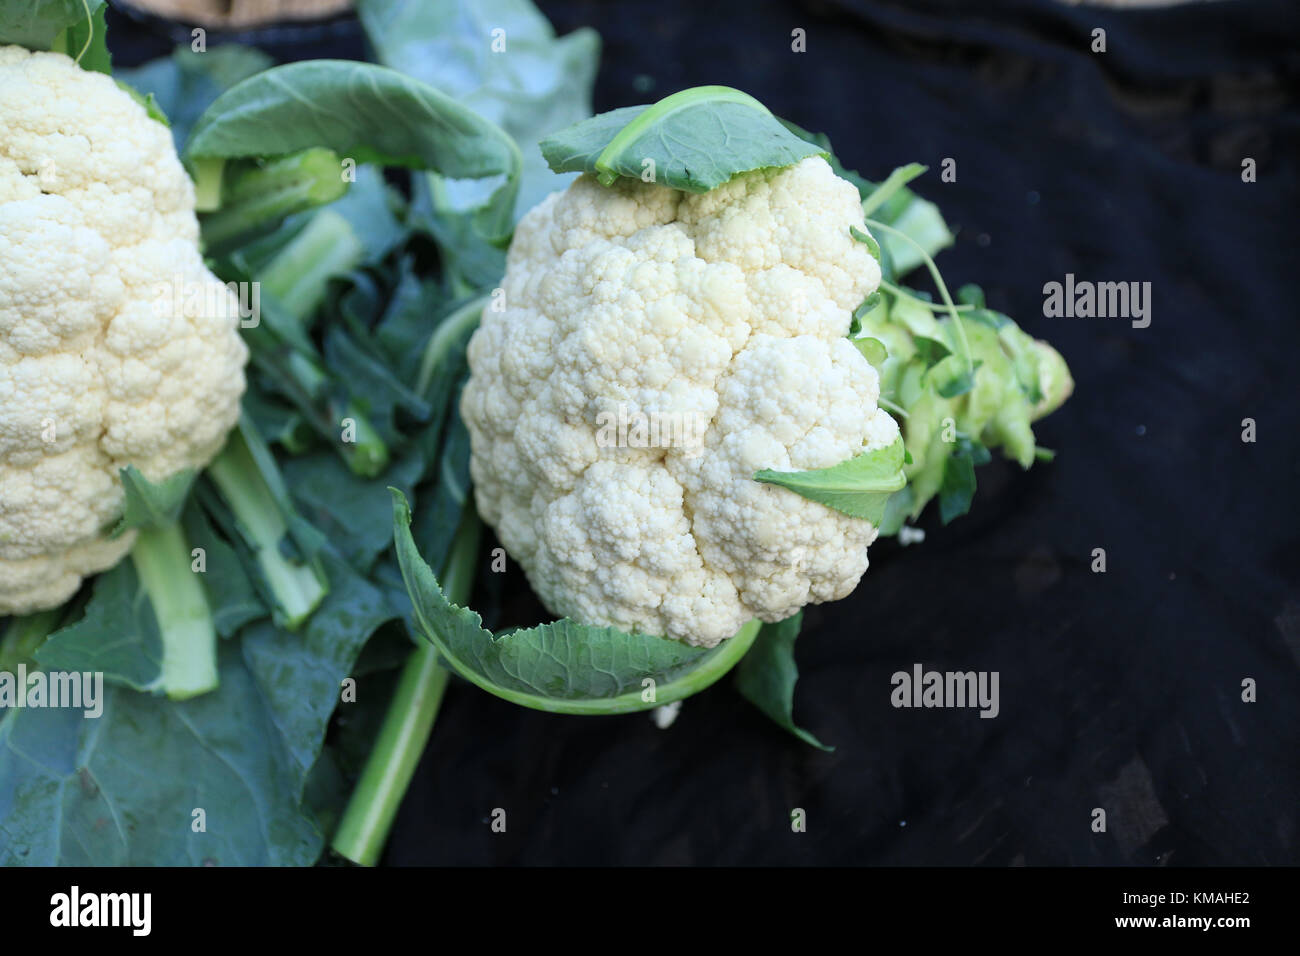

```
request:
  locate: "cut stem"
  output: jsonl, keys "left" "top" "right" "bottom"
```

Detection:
{"left": 207, "top": 426, "right": 327, "bottom": 629}
{"left": 331, "top": 508, "right": 482, "bottom": 866}
{"left": 200, "top": 149, "right": 348, "bottom": 253}
{"left": 131, "top": 521, "right": 218, "bottom": 700}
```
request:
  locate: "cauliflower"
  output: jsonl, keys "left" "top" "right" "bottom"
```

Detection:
{"left": 0, "top": 47, "right": 249, "bottom": 614}
{"left": 461, "top": 156, "right": 898, "bottom": 647}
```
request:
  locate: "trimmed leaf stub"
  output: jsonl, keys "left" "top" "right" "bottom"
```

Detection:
{"left": 754, "top": 436, "right": 907, "bottom": 526}
{"left": 540, "top": 85, "right": 826, "bottom": 193}
{"left": 111, "top": 466, "right": 196, "bottom": 537}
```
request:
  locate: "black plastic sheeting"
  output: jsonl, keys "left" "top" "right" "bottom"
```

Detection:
{"left": 115, "top": 0, "right": 1300, "bottom": 865}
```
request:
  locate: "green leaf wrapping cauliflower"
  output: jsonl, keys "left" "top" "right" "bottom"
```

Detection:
{"left": 0, "top": 48, "right": 248, "bottom": 614}
{"left": 460, "top": 156, "right": 899, "bottom": 647}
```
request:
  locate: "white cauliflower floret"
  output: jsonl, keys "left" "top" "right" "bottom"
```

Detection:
{"left": 461, "top": 155, "right": 891, "bottom": 646}
{"left": 0, "top": 48, "right": 249, "bottom": 614}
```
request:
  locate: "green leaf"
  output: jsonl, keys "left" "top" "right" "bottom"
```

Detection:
{"left": 34, "top": 564, "right": 164, "bottom": 693}
{"left": 0, "top": 0, "right": 104, "bottom": 52}
{"left": 860, "top": 162, "right": 926, "bottom": 218}
{"left": 932, "top": 358, "right": 983, "bottom": 399}
{"left": 204, "top": 420, "right": 328, "bottom": 630}
{"left": 541, "top": 85, "right": 826, "bottom": 192}
{"left": 185, "top": 60, "right": 522, "bottom": 243}
{"left": 957, "top": 283, "right": 985, "bottom": 308}
{"left": 117, "top": 45, "right": 273, "bottom": 151}
{"left": 411, "top": 412, "right": 473, "bottom": 565}
{"left": 734, "top": 613, "right": 831, "bottom": 751}
{"left": 753, "top": 436, "right": 907, "bottom": 525}
{"left": 357, "top": 0, "right": 601, "bottom": 218}
{"left": 912, "top": 334, "right": 952, "bottom": 370}
{"left": 50, "top": 1, "right": 109, "bottom": 74}
{"left": 282, "top": 449, "right": 424, "bottom": 573}
{"left": 849, "top": 224, "right": 880, "bottom": 261}
{"left": 391, "top": 491, "right": 761, "bottom": 714}
{"left": 852, "top": 336, "right": 888, "bottom": 368}
{"left": 0, "top": 549, "right": 393, "bottom": 865}
{"left": 939, "top": 449, "right": 978, "bottom": 525}
{"left": 117, "top": 82, "right": 170, "bottom": 127}
{"left": 112, "top": 466, "right": 196, "bottom": 537}
{"left": 876, "top": 195, "right": 954, "bottom": 278}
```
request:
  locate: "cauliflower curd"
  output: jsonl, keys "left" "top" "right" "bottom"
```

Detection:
{"left": 462, "top": 156, "right": 899, "bottom": 646}
{"left": 0, "top": 48, "right": 248, "bottom": 613}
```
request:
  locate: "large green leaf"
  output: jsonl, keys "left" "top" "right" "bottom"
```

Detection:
{"left": 117, "top": 45, "right": 274, "bottom": 151}
{"left": 34, "top": 564, "right": 163, "bottom": 694}
{"left": 754, "top": 436, "right": 908, "bottom": 525}
{"left": 392, "top": 491, "right": 761, "bottom": 714}
{"left": 0, "top": 552, "right": 392, "bottom": 865}
{"left": 0, "top": 0, "right": 103, "bottom": 51}
{"left": 50, "top": 0, "right": 109, "bottom": 74}
{"left": 358, "top": 0, "right": 600, "bottom": 217}
{"left": 541, "top": 86, "right": 826, "bottom": 192}
{"left": 185, "top": 60, "right": 522, "bottom": 241}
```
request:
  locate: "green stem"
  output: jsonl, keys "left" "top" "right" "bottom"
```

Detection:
{"left": 415, "top": 296, "right": 488, "bottom": 396}
{"left": 878, "top": 397, "right": 910, "bottom": 419}
{"left": 200, "top": 149, "right": 348, "bottom": 253}
{"left": 190, "top": 157, "right": 226, "bottom": 212}
{"left": 880, "top": 279, "right": 974, "bottom": 312}
{"left": 260, "top": 207, "right": 364, "bottom": 324}
{"left": 131, "top": 522, "right": 218, "bottom": 700}
{"left": 866, "top": 217, "right": 974, "bottom": 374}
{"left": 331, "top": 509, "right": 482, "bottom": 866}
{"left": 207, "top": 427, "right": 327, "bottom": 630}
{"left": 860, "top": 163, "right": 926, "bottom": 218}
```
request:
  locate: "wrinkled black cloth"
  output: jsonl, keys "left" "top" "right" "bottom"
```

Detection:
{"left": 112, "top": 0, "right": 1300, "bottom": 865}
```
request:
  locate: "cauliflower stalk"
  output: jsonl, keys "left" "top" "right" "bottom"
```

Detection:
{"left": 462, "top": 156, "right": 900, "bottom": 646}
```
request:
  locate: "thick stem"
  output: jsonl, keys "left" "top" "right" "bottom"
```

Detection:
{"left": 260, "top": 208, "right": 364, "bottom": 324}
{"left": 207, "top": 428, "right": 327, "bottom": 630}
{"left": 200, "top": 149, "right": 348, "bottom": 252}
{"left": 131, "top": 522, "right": 218, "bottom": 700}
{"left": 331, "top": 509, "right": 481, "bottom": 866}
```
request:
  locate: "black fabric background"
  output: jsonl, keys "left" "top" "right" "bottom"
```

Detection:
{"left": 110, "top": 0, "right": 1300, "bottom": 865}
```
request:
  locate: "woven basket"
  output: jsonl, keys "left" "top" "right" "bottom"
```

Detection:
{"left": 120, "top": 0, "right": 354, "bottom": 29}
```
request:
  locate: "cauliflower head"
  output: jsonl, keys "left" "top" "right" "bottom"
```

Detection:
{"left": 0, "top": 48, "right": 249, "bottom": 614}
{"left": 461, "top": 155, "right": 899, "bottom": 647}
